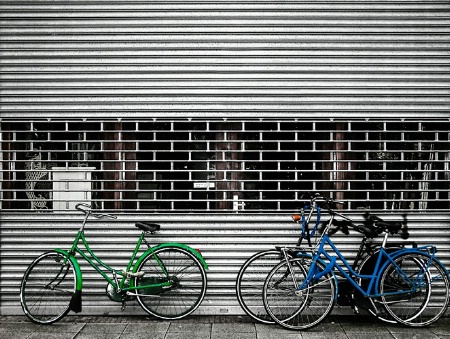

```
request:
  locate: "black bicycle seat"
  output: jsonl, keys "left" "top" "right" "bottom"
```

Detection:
{"left": 375, "top": 221, "right": 402, "bottom": 234}
{"left": 135, "top": 222, "right": 161, "bottom": 233}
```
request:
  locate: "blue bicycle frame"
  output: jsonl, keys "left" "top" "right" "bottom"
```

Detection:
{"left": 298, "top": 232, "right": 438, "bottom": 301}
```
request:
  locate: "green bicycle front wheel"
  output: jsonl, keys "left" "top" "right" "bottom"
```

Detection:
{"left": 135, "top": 246, "right": 207, "bottom": 319}
{"left": 20, "top": 251, "right": 76, "bottom": 324}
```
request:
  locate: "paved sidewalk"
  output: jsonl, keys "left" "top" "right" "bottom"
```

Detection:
{"left": 0, "top": 315, "right": 449, "bottom": 339}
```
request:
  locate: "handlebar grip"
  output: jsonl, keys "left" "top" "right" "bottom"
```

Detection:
{"left": 75, "top": 204, "right": 117, "bottom": 220}
{"left": 75, "top": 203, "right": 91, "bottom": 213}
{"left": 92, "top": 213, "right": 117, "bottom": 220}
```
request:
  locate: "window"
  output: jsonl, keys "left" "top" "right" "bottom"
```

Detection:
{"left": 1, "top": 118, "right": 449, "bottom": 212}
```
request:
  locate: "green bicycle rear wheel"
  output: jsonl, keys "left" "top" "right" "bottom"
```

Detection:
{"left": 135, "top": 246, "right": 207, "bottom": 319}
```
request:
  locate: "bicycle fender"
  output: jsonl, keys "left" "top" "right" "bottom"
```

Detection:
{"left": 53, "top": 249, "right": 83, "bottom": 313}
{"left": 135, "top": 242, "right": 209, "bottom": 271}
{"left": 374, "top": 248, "right": 436, "bottom": 295}
{"left": 54, "top": 249, "right": 83, "bottom": 291}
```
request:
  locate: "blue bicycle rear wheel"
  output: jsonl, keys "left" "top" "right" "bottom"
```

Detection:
{"left": 379, "top": 252, "right": 450, "bottom": 327}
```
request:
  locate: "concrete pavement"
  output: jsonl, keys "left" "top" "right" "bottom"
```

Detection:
{"left": 0, "top": 315, "right": 449, "bottom": 339}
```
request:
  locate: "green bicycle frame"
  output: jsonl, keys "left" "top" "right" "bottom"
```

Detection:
{"left": 55, "top": 229, "right": 208, "bottom": 312}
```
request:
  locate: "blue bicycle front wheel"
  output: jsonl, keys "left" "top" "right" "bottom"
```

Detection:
{"left": 263, "top": 256, "right": 336, "bottom": 330}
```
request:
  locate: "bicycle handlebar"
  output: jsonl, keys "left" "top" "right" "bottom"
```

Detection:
{"left": 328, "top": 213, "right": 409, "bottom": 239}
{"left": 75, "top": 203, "right": 117, "bottom": 220}
{"left": 299, "top": 192, "right": 345, "bottom": 208}
{"left": 297, "top": 193, "right": 409, "bottom": 240}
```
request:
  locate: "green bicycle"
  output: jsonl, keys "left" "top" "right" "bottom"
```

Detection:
{"left": 19, "top": 204, "right": 208, "bottom": 324}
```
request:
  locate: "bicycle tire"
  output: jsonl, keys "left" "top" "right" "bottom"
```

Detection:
{"left": 135, "top": 246, "right": 207, "bottom": 319}
{"left": 263, "top": 256, "right": 336, "bottom": 330}
{"left": 20, "top": 251, "right": 76, "bottom": 324}
{"left": 236, "top": 249, "right": 285, "bottom": 324}
{"left": 379, "top": 252, "right": 450, "bottom": 327}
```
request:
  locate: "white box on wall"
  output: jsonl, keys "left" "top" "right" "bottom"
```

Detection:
{"left": 52, "top": 167, "right": 95, "bottom": 212}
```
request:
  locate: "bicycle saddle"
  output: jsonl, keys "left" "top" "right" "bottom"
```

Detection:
{"left": 374, "top": 220, "right": 402, "bottom": 234}
{"left": 136, "top": 222, "right": 161, "bottom": 233}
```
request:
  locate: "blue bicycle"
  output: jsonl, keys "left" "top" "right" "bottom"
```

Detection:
{"left": 236, "top": 193, "right": 415, "bottom": 324}
{"left": 262, "top": 201, "right": 450, "bottom": 330}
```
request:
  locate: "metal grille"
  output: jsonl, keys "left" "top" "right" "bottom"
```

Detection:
{"left": 1, "top": 117, "right": 449, "bottom": 213}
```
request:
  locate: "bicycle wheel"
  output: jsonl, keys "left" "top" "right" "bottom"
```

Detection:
{"left": 135, "top": 246, "right": 207, "bottom": 319}
{"left": 379, "top": 252, "right": 450, "bottom": 327}
{"left": 20, "top": 251, "right": 76, "bottom": 324}
{"left": 263, "top": 256, "right": 336, "bottom": 330}
{"left": 357, "top": 247, "right": 402, "bottom": 324}
{"left": 236, "top": 249, "right": 285, "bottom": 323}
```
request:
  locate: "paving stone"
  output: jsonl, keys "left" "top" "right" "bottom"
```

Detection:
{"left": 167, "top": 322, "right": 211, "bottom": 333}
{"left": 32, "top": 322, "right": 85, "bottom": 333}
{"left": 389, "top": 333, "right": 439, "bottom": 339}
{"left": 345, "top": 333, "right": 395, "bottom": 339}
{"left": 0, "top": 321, "right": 41, "bottom": 332}
{"left": 212, "top": 323, "right": 256, "bottom": 333}
{"left": 165, "top": 331, "right": 211, "bottom": 339}
{"left": 303, "top": 333, "right": 349, "bottom": 339}
{"left": 340, "top": 321, "right": 391, "bottom": 333}
{"left": 75, "top": 323, "right": 127, "bottom": 339}
{"left": 255, "top": 323, "right": 302, "bottom": 335}
{"left": 123, "top": 322, "right": 170, "bottom": 333}
{"left": 118, "top": 322, "right": 168, "bottom": 339}
{"left": 211, "top": 332, "right": 257, "bottom": 339}
{"left": 28, "top": 332, "right": 78, "bottom": 339}
{"left": 0, "top": 332, "right": 32, "bottom": 339}
{"left": 256, "top": 331, "right": 303, "bottom": 339}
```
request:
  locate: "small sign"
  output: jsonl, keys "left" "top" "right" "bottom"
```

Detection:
{"left": 194, "top": 182, "right": 215, "bottom": 189}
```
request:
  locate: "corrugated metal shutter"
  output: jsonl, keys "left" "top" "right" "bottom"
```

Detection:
{"left": 2, "top": 213, "right": 449, "bottom": 315}
{"left": 0, "top": 0, "right": 449, "bottom": 118}
{"left": 1, "top": 0, "right": 449, "bottom": 317}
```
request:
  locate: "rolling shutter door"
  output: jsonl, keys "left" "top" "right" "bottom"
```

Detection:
{"left": 1, "top": 0, "right": 449, "bottom": 316}
{"left": 0, "top": 0, "right": 449, "bottom": 118}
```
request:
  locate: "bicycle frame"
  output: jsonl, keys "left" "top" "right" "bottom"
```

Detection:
{"left": 297, "top": 232, "right": 437, "bottom": 301}
{"left": 54, "top": 206, "right": 209, "bottom": 315}
{"left": 66, "top": 230, "right": 173, "bottom": 293}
